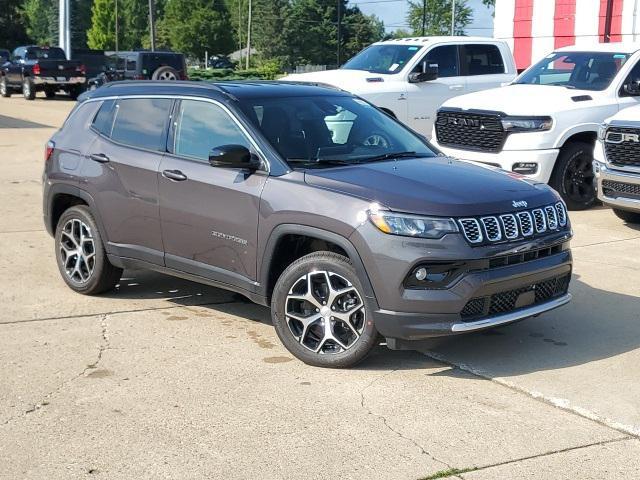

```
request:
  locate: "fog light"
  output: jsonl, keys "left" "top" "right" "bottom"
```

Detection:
{"left": 415, "top": 267, "right": 428, "bottom": 281}
{"left": 512, "top": 163, "right": 538, "bottom": 175}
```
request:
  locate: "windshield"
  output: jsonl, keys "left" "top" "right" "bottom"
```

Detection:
{"left": 25, "top": 47, "right": 66, "bottom": 60}
{"left": 239, "top": 95, "right": 435, "bottom": 168}
{"left": 341, "top": 44, "right": 423, "bottom": 74}
{"left": 516, "top": 51, "right": 631, "bottom": 91}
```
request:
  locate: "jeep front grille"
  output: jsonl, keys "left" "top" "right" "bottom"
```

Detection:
{"left": 604, "top": 126, "right": 640, "bottom": 168}
{"left": 460, "top": 273, "right": 571, "bottom": 321}
{"left": 458, "top": 202, "right": 568, "bottom": 245}
{"left": 435, "top": 110, "right": 507, "bottom": 153}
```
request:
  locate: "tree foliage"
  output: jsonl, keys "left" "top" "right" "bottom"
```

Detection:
{"left": 407, "top": 0, "right": 472, "bottom": 36}
{"left": 23, "top": 0, "right": 57, "bottom": 46}
{"left": 0, "top": 0, "right": 29, "bottom": 50}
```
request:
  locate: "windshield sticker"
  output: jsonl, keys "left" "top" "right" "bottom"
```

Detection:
{"left": 389, "top": 63, "right": 400, "bottom": 71}
{"left": 408, "top": 46, "right": 419, "bottom": 51}
{"left": 614, "top": 54, "right": 627, "bottom": 59}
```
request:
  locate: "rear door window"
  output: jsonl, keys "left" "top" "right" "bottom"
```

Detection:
{"left": 463, "top": 44, "right": 505, "bottom": 75}
{"left": 416, "top": 45, "right": 459, "bottom": 77}
{"left": 111, "top": 98, "right": 173, "bottom": 151}
{"left": 92, "top": 100, "right": 117, "bottom": 136}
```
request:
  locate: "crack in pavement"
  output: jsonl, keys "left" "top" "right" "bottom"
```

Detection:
{"left": 572, "top": 235, "right": 640, "bottom": 249}
{"left": 0, "top": 299, "right": 242, "bottom": 326}
{"left": 1, "top": 314, "right": 111, "bottom": 427}
{"left": 359, "top": 370, "right": 453, "bottom": 472}
{"left": 421, "top": 350, "right": 640, "bottom": 439}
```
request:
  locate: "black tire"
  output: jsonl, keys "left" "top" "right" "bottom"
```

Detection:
{"left": 44, "top": 87, "right": 56, "bottom": 99}
{"left": 22, "top": 77, "right": 35, "bottom": 100}
{"left": 271, "top": 252, "right": 378, "bottom": 368}
{"left": 55, "top": 205, "right": 122, "bottom": 295}
{"left": 68, "top": 85, "right": 83, "bottom": 100}
{"left": 613, "top": 208, "right": 640, "bottom": 224}
{"left": 151, "top": 66, "right": 179, "bottom": 81}
{"left": 0, "top": 76, "right": 11, "bottom": 97}
{"left": 549, "top": 141, "right": 596, "bottom": 210}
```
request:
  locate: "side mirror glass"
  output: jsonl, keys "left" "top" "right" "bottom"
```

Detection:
{"left": 624, "top": 79, "right": 640, "bottom": 96}
{"left": 408, "top": 64, "right": 438, "bottom": 83}
{"left": 209, "top": 144, "right": 261, "bottom": 170}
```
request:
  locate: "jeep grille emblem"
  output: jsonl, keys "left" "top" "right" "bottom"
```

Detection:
{"left": 512, "top": 200, "right": 528, "bottom": 208}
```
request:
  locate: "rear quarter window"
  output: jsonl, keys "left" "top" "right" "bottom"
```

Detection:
{"left": 92, "top": 100, "right": 117, "bottom": 137}
{"left": 110, "top": 98, "right": 173, "bottom": 151}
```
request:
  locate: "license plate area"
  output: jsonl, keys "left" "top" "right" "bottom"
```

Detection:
{"left": 56, "top": 76, "right": 67, "bottom": 82}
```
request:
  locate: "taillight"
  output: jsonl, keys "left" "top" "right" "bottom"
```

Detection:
{"left": 33, "top": 64, "right": 41, "bottom": 75}
{"left": 45, "top": 140, "right": 55, "bottom": 161}
{"left": 76, "top": 64, "right": 86, "bottom": 75}
{"left": 133, "top": 74, "right": 145, "bottom": 80}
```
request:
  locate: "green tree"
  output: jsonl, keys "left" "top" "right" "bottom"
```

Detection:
{"left": 23, "top": 0, "right": 58, "bottom": 46}
{"left": 407, "top": 0, "right": 472, "bottom": 36}
{"left": 87, "top": 0, "right": 116, "bottom": 49}
{"left": 71, "top": 0, "right": 94, "bottom": 49}
{"left": 163, "top": 0, "right": 234, "bottom": 59}
{"left": 341, "top": 8, "right": 384, "bottom": 62}
{"left": 0, "top": 0, "right": 29, "bottom": 49}
{"left": 252, "top": 0, "right": 292, "bottom": 67}
{"left": 121, "top": 0, "right": 148, "bottom": 49}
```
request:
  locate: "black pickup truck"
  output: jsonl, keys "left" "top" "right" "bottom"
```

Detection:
{"left": 0, "top": 46, "right": 86, "bottom": 100}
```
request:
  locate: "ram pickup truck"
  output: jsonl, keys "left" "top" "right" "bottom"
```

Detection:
{"left": 432, "top": 43, "right": 640, "bottom": 210}
{"left": 284, "top": 37, "right": 516, "bottom": 138}
{"left": 594, "top": 102, "right": 640, "bottom": 224}
{"left": 0, "top": 46, "right": 86, "bottom": 100}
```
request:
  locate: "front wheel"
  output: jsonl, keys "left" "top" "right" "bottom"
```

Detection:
{"left": 55, "top": 205, "right": 122, "bottom": 295}
{"left": 549, "top": 141, "right": 596, "bottom": 210}
{"left": 22, "top": 77, "right": 35, "bottom": 100}
{"left": 613, "top": 208, "right": 640, "bottom": 224}
{"left": 271, "top": 252, "right": 378, "bottom": 368}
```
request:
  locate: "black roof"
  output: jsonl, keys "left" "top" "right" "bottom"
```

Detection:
{"left": 83, "top": 80, "right": 349, "bottom": 102}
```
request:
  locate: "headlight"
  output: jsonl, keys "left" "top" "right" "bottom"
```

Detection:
{"left": 369, "top": 211, "right": 458, "bottom": 239}
{"left": 598, "top": 122, "right": 608, "bottom": 141}
{"left": 501, "top": 116, "right": 553, "bottom": 132}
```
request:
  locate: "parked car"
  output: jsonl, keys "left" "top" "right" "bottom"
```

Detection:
{"left": 0, "top": 46, "right": 86, "bottom": 100}
{"left": 594, "top": 101, "right": 640, "bottom": 224}
{"left": 44, "top": 81, "right": 572, "bottom": 368}
{"left": 432, "top": 43, "right": 640, "bottom": 210}
{"left": 0, "top": 49, "right": 10, "bottom": 64}
{"left": 108, "top": 51, "right": 186, "bottom": 81}
{"left": 283, "top": 37, "right": 517, "bottom": 138}
{"left": 208, "top": 55, "right": 235, "bottom": 70}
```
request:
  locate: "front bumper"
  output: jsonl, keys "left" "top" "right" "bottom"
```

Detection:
{"left": 432, "top": 140, "right": 559, "bottom": 184}
{"left": 594, "top": 161, "right": 640, "bottom": 213}
{"left": 32, "top": 76, "right": 85, "bottom": 87}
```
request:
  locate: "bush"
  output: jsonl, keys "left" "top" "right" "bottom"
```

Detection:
{"left": 187, "top": 66, "right": 284, "bottom": 82}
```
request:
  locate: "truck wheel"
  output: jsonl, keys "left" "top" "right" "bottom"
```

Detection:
{"left": 22, "top": 77, "right": 35, "bottom": 100}
{"left": 152, "top": 66, "right": 178, "bottom": 81}
{"left": 44, "top": 87, "right": 56, "bottom": 99}
{"left": 55, "top": 205, "right": 122, "bottom": 295}
{"left": 0, "top": 77, "right": 11, "bottom": 97}
{"left": 549, "top": 141, "right": 596, "bottom": 210}
{"left": 613, "top": 208, "right": 640, "bottom": 224}
{"left": 271, "top": 252, "right": 378, "bottom": 368}
{"left": 68, "top": 85, "right": 83, "bottom": 100}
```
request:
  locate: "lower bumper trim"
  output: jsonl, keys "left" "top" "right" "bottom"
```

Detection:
{"left": 451, "top": 293, "right": 571, "bottom": 332}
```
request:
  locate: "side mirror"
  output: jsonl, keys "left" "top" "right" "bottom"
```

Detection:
{"left": 209, "top": 144, "right": 261, "bottom": 170}
{"left": 408, "top": 64, "right": 438, "bottom": 83}
{"left": 624, "top": 79, "right": 640, "bottom": 96}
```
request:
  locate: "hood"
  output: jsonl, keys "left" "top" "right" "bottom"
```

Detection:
{"left": 304, "top": 157, "right": 557, "bottom": 217}
{"left": 284, "top": 69, "right": 393, "bottom": 89}
{"left": 443, "top": 84, "right": 599, "bottom": 116}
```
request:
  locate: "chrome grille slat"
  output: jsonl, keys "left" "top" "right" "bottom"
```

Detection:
{"left": 458, "top": 203, "right": 567, "bottom": 246}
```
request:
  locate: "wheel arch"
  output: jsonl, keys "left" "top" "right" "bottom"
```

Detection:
{"left": 260, "top": 224, "right": 377, "bottom": 306}
{"left": 554, "top": 125, "right": 598, "bottom": 150}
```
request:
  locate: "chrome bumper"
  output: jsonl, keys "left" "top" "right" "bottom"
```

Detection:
{"left": 594, "top": 161, "right": 640, "bottom": 211}
{"left": 32, "top": 76, "right": 85, "bottom": 86}
{"left": 451, "top": 293, "right": 571, "bottom": 332}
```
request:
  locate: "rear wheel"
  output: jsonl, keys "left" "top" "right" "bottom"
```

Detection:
{"left": 152, "top": 66, "right": 178, "bottom": 81}
{"left": 271, "top": 252, "right": 378, "bottom": 368}
{"left": 0, "top": 76, "right": 11, "bottom": 97}
{"left": 613, "top": 208, "right": 640, "bottom": 224}
{"left": 22, "top": 77, "right": 35, "bottom": 100}
{"left": 55, "top": 205, "right": 122, "bottom": 295}
{"left": 550, "top": 141, "right": 596, "bottom": 210}
{"left": 68, "top": 85, "right": 83, "bottom": 100}
{"left": 44, "top": 87, "right": 56, "bottom": 99}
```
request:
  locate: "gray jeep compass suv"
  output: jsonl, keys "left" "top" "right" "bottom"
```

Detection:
{"left": 43, "top": 81, "right": 573, "bottom": 368}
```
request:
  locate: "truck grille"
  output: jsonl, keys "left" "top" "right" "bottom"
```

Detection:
{"left": 602, "top": 179, "right": 640, "bottom": 199}
{"left": 604, "top": 127, "right": 640, "bottom": 168}
{"left": 460, "top": 273, "right": 570, "bottom": 321}
{"left": 458, "top": 202, "right": 568, "bottom": 246}
{"left": 435, "top": 110, "right": 507, "bottom": 153}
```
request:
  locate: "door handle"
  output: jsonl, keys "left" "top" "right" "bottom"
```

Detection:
{"left": 449, "top": 84, "right": 464, "bottom": 91}
{"left": 89, "top": 153, "right": 110, "bottom": 163}
{"left": 162, "top": 169, "right": 188, "bottom": 181}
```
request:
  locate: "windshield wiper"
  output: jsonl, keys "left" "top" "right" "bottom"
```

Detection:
{"left": 287, "top": 158, "right": 354, "bottom": 166}
{"left": 357, "top": 151, "right": 430, "bottom": 163}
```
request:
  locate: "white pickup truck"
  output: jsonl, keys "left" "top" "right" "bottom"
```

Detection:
{"left": 285, "top": 37, "right": 516, "bottom": 137}
{"left": 594, "top": 103, "right": 640, "bottom": 224}
{"left": 432, "top": 43, "right": 640, "bottom": 210}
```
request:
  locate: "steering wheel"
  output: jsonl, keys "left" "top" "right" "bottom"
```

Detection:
{"left": 362, "top": 133, "right": 391, "bottom": 148}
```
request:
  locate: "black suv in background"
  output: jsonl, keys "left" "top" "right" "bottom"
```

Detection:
{"left": 1, "top": 46, "right": 86, "bottom": 99}
{"left": 88, "top": 51, "right": 187, "bottom": 89}
{"left": 0, "top": 49, "right": 10, "bottom": 64}
{"left": 43, "top": 81, "right": 573, "bottom": 368}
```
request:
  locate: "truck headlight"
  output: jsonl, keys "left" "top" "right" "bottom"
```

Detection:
{"left": 369, "top": 211, "right": 458, "bottom": 239}
{"left": 598, "top": 123, "right": 607, "bottom": 141}
{"left": 501, "top": 116, "right": 553, "bottom": 132}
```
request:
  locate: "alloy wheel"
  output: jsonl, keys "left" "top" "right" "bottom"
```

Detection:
{"left": 563, "top": 152, "right": 595, "bottom": 204}
{"left": 285, "top": 271, "right": 366, "bottom": 354}
{"left": 0, "top": 79, "right": 6, "bottom": 95}
{"left": 158, "top": 71, "right": 177, "bottom": 80}
{"left": 59, "top": 218, "right": 96, "bottom": 284}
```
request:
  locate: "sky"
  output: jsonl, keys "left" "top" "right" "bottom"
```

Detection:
{"left": 351, "top": 0, "right": 495, "bottom": 37}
